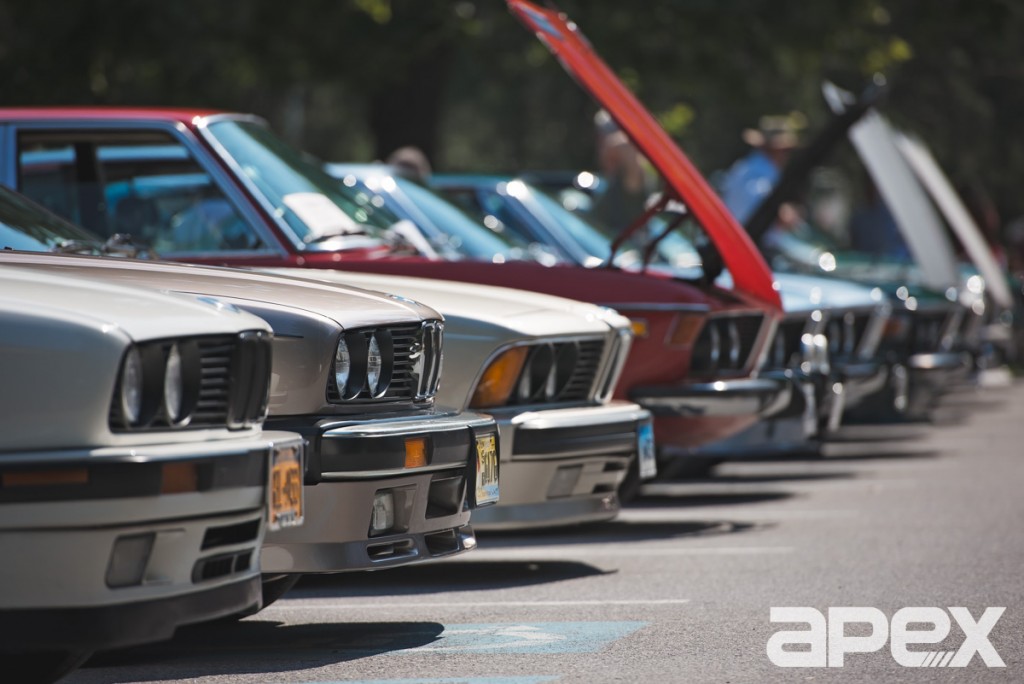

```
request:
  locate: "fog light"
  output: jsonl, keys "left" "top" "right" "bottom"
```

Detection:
{"left": 106, "top": 533, "right": 155, "bottom": 588}
{"left": 370, "top": 491, "right": 396, "bottom": 535}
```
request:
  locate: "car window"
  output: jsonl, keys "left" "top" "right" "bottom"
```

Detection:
{"left": 205, "top": 120, "right": 398, "bottom": 251}
{"left": 394, "top": 177, "right": 521, "bottom": 259}
{"left": 18, "top": 132, "right": 263, "bottom": 254}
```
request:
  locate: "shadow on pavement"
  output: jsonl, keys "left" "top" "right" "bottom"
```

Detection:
{"left": 479, "top": 519, "right": 757, "bottom": 545}
{"left": 294, "top": 560, "right": 611, "bottom": 597}
{"left": 77, "top": 620, "right": 444, "bottom": 682}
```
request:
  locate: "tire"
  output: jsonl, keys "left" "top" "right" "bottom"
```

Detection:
{"left": 617, "top": 455, "right": 643, "bottom": 504}
{"left": 0, "top": 649, "right": 92, "bottom": 684}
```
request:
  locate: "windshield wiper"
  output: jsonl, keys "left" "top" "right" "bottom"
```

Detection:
{"left": 304, "top": 228, "right": 370, "bottom": 243}
{"left": 51, "top": 239, "right": 102, "bottom": 255}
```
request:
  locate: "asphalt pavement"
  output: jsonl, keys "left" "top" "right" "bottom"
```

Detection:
{"left": 68, "top": 380, "right": 1024, "bottom": 683}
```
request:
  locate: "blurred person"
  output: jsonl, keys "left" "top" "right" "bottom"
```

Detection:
{"left": 721, "top": 113, "right": 804, "bottom": 225}
{"left": 848, "top": 177, "right": 910, "bottom": 260}
{"left": 387, "top": 146, "right": 432, "bottom": 184}
{"left": 591, "top": 109, "right": 650, "bottom": 235}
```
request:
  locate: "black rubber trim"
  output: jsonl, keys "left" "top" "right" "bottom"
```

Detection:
{"left": 0, "top": 449, "right": 267, "bottom": 504}
{"left": 512, "top": 420, "right": 640, "bottom": 457}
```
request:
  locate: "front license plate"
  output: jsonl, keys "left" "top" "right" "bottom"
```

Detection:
{"left": 269, "top": 443, "right": 304, "bottom": 531}
{"left": 474, "top": 434, "right": 500, "bottom": 506}
{"left": 637, "top": 421, "right": 657, "bottom": 480}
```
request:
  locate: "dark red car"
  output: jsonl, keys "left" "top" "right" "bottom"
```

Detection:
{"left": 0, "top": 47, "right": 786, "bottom": 469}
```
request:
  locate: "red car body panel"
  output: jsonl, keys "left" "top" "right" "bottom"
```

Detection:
{"left": 506, "top": 0, "right": 781, "bottom": 309}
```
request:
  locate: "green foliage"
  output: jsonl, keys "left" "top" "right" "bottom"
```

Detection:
{"left": 0, "top": 0, "right": 1021, "bottom": 220}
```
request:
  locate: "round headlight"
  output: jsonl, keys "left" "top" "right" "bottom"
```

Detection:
{"left": 164, "top": 344, "right": 184, "bottom": 422}
{"left": 120, "top": 347, "right": 143, "bottom": 426}
{"left": 367, "top": 334, "right": 383, "bottom": 395}
{"left": 335, "top": 336, "right": 352, "bottom": 391}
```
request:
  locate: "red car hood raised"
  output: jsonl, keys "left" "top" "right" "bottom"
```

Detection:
{"left": 507, "top": 0, "right": 781, "bottom": 310}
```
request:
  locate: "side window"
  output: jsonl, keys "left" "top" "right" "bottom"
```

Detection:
{"left": 18, "top": 132, "right": 264, "bottom": 253}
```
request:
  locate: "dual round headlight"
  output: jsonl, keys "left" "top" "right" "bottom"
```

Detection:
{"left": 117, "top": 342, "right": 192, "bottom": 428}
{"left": 334, "top": 331, "right": 391, "bottom": 400}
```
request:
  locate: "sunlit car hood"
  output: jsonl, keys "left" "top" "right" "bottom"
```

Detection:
{"left": 0, "top": 265, "right": 269, "bottom": 341}
{"left": 265, "top": 268, "right": 629, "bottom": 338}
{"left": 0, "top": 252, "right": 440, "bottom": 329}
{"left": 508, "top": 0, "right": 780, "bottom": 309}
{"left": 718, "top": 270, "right": 885, "bottom": 313}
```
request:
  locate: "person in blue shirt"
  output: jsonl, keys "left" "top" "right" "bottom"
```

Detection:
{"left": 721, "top": 115, "right": 803, "bottom": 225}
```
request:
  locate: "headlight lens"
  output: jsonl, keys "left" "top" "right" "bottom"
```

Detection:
{"left": 120, "top": 348, "right": 143, "bottom": 426}
{"left": 163, "top": 344, "right": 183, "bottom": 422}
{"left": 335, "top": 336, "right": 352, "bottom": 391}
{"left": 367, "top": 334, "right": 383, "bottom": 395}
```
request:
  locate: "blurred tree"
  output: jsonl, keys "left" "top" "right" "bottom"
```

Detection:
{"left": 0, "top": 0, "right": 1021, "bottom": 221}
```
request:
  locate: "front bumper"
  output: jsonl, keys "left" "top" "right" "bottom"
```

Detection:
{"left": 262, "top": 409, "right": 497, "bottom": 573}
{"left": 834, "top": 359, "right": 889, "bottom": 410}
{"left": 631, "top": 377, "right": 793, "bottom": 419}
{"left": 470, "top": 401, "right": 651, "bottom": 530}
{"left": 695, "top": 373, "right": 820, "bottom": 457}
{"left": 0, "top": 431, "right": 303, "bottom": 651}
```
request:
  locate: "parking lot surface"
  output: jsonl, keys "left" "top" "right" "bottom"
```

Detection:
{"left": 68, "top": 381, "right": 1024, "bottom": 683}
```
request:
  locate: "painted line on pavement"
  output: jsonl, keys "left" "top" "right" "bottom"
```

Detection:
{"left": 268, "top": 599, "right": 690, "bottom": 610}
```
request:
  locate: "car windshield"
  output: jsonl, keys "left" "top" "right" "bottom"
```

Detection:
{"left": 394, "top": 176, "right": 521, "bottom": 260}
{"left": 0, "top": 185, "right": 102, "bottom": 252}
{"left": 526, "top": 184, "right": 617, "bottom": 261}
{"left": 205, "top": 120, "right": 401, "bottom": 251}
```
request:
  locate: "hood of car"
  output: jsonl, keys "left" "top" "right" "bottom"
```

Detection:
{"left": 507, "top": 0, "right": 781, "bottom": 310}
{"left": 893, "top": 131, "right": 1013, "bottom": 309}
{"left": 267, "top": 268, "right": 630, "bottom": 338}
{"left": 0, "top": 252, "right": 441, "bottom": 330}
{"left": 822, "top": 87, "right": 960, "bottom": 293}
{"left": 0, "top": 265, "right": 270, "bottom": 341}
{"left": 726, "top": 271, "right": 886, "bottom": 313}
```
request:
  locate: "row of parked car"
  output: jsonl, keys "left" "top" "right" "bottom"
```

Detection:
{"left": 2, "top": 1, "right": 1016, "bottom": 681}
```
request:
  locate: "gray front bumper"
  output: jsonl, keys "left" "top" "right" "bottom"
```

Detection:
{"left": 471, "top": 402, "right": 650, "bottom": 530}
{"left": 262, "top": 409, "right": 496, "bottom": 573}
{"left": 631, "top": 377, "right": 793, "bottom": 418}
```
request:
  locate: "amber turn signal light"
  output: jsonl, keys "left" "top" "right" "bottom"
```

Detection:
{"left": 667, "top": 313, "right": 705, "bottom": 347}
{"left": 404, "top": 437, "right": 428, "bottom": 469}
{"left": 469, "top": 347, "right": 529, "bottom": 408}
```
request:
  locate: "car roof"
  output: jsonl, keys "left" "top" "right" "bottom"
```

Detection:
{"left": 0, "top": 106, "right": 232, "bottom": 125}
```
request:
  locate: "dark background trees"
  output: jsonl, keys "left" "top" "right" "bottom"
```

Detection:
{"left": 1, "top": 0, "right": 1022, "bottom": 223}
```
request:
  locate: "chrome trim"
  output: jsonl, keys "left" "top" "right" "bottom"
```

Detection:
{"left": 631, "top": 377, "right": 792, "bottom": 418}
{"left": 319, "top": 462, "right": 467, "bottom": 480}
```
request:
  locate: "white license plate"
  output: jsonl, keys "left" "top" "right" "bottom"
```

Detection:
{"left": 269, "top": 443, "right": 304, "bottom": 531}
{"left": 637, "top": 421, "right": 657, "bottom": 479}
{"left": 474, "top": 434, "right": 499, "bottom": 506}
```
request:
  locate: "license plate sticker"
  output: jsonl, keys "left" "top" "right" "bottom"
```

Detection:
{"left": 474, "top": 434, "right": 499, "bottom": 506}
{"left": 637, "top": 421, "right": 657, "bottom": 479}
{"left": 269, "top": 443, "right": 304, "bottom": 531}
